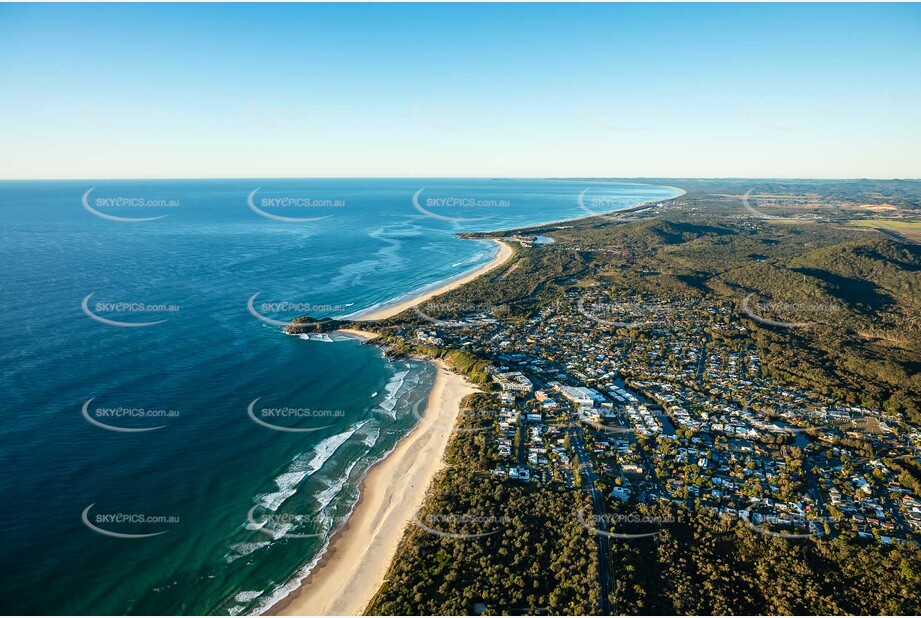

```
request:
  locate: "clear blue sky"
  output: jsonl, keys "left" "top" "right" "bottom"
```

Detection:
{"left": 1, "top": 3, "right": 918, "bottom": 179}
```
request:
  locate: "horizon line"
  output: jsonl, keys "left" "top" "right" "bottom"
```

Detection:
{"left": 2, "top": 175, "right": 919, "bottom": 182}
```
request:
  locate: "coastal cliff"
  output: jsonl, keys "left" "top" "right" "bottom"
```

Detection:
{"left": 283, "top": 315, "right": 347, "bottom": 335}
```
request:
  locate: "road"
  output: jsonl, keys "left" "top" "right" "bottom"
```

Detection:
{"left": 498, "top": 362, "right": 614, "bottom": 612}
{"left": 567, "top": 418, "right": 613, "bottom": 614}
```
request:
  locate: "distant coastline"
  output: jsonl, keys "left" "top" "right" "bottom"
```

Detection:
{"left": 463, "top": 184, "right": 687, "bottom": 238}
{"left": 344, "top": 184, "right": 684, "bottom": 323}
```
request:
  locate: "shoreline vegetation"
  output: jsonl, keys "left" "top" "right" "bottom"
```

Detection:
{"left": 268, "top": 196, "right": 690, "bottom": 616}
{"left": 267, "top": 239, "right": 515, "bottom": 615}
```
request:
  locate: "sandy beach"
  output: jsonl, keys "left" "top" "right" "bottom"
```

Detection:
{"left": 354, "top": 238, "right": 515, "bottom": 322}
{"left": 267, "top": 360, "right": 478, "bottom": 616}
{"left": 268, "top": 202, "right": 675, "bottom": 616}
{"left": 335, "top": 328, "right": 380, "bottom": 342}
{"left": 266, "top": 239, "right": 505, "bottom": 615}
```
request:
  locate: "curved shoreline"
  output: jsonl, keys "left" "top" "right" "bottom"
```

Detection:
{"left": 346, "top": 182, "right": 682, "bottom": 324}
{"left": 262, "top": 183, "right": 687, "bottom": 616}
{"left": 351, "top": 238, "right": 515, "bottom": 322}
{"left": 471, "top": 184, "right": 686, "bottom": 236}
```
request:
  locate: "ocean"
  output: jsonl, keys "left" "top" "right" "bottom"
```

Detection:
{"left": 0, "top": 179, "right": 681, "bottom": 615}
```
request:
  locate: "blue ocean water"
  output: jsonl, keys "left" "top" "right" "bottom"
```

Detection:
{"left": 0, "top": 179, "right": 680, "bottom": 615}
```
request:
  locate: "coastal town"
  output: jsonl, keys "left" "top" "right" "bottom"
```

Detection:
{"left": 7, "top": 1, "right": 921, "bottom": 614}
{"left": 391, "top": 286, "right": 921, "bottom": 546}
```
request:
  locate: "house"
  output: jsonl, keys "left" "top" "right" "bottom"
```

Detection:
{"left": 509, "top": 467, "right": 531, "bottom": 481}
{"left": 622, "top": 463, "right": 644, "bottom": 475}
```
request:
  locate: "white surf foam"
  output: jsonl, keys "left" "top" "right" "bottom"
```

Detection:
{"left": 226, "top": 541, "right": 271, "bottom": 564}
{"left": 361, "top": 425, "right": 380, "bottom": 447}
{"left": 296, "top": 333, "right": 336, "bottom": 342}
{"left": 452, "top": 251, "right": 485, "bottom": 267}
{"left": 250, "top": 435, "right": 407, "bottom": 616}
{"left": 249, "top": 533, "right": 332, "bottom": 616}
{"left": 235, "top": 590, "right": 264, "bottom": 603}
{"left": 314, "top": 458, "right": 360, "bottom": 512}
{"left": 257, "top": 423, "right": 366, "bottom": 512}
{"left": 376, "top": 368, "right": 410, "bottom": 418}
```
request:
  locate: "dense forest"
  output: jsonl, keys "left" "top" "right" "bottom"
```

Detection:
{"left": 608, "top": 504, "right": 921, "bottom": 615}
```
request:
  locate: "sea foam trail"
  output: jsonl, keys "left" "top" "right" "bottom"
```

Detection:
{"left": 247, "top": 371, "right": 434, "bottom": 616}
{"left": 314, "top": 458, "right": 360, "bottom": 513}
{"left": 249, "top": 532, "right": 332, "bottom": 616}
{"left": 452, "top": 251, "right": 485, "bottom": 267}
{"left": 227, "top": 591, "right": 265, "bottom": 616}
{"left": 377, "top": 368, "right": 410, "bottom": 418}
{"left": 232, "top": 422, "right": 371, "bottom": 566}
{"left": 257, "top": 423, "right": 366, "bottom": 511}
{"left": 247, "top": 455, "right": 373, "bottom": 616}
{"left": 235, "top": 591, "right": 265, "bottom": 603}
{"left": 361, "top": 425, "right": 380, "bottom": 447}
{"left": 226, "top": 541, "right": 271, "bottom": 564}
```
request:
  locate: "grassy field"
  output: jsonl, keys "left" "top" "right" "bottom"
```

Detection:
{"left": 851, "top": 219, "right": 921, "bottom": 242}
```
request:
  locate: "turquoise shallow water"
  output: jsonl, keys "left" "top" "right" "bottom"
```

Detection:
{"left": 0, "top": 179, "right": 680, "bottom": 615}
